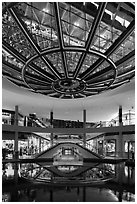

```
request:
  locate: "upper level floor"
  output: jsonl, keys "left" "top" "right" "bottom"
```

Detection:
{"left": 2, "top": 109, "right": 135, "bottom": 128}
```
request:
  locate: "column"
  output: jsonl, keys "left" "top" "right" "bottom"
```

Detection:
{"left": 39, "top": 137, "right": 41, "bottom": 153}
{"left": 14, "top": 163, "right": 18, "bottom": 184}
{"left": 127, "top": 141, "right": 130, "bottom": 159}
{"left": 119, "top": 105, "right": 122, "bottom": 125}
{"left": 129, "top": 110, "right": 131, "bottom": 125}
{"left": 116, "top": 105, "right": 123, "bottom": 157}
{"left": 50, "top": 111, "right": 54, "bottom": 147}
{"left": 83, "top": 187, "right": 86, "bottom": 202}
{"left": 117, "top": 163, "right": 124, "bottom": 201}
{"left": 14, "top": 105, "right": 19, "bottom": 159}
{"left": 83, "top": 109, "right": 86, "bottom": 147}
{"left": 24, "top": 116, "right": 28, "bottom": 126}
{"left": 49, "top": 189, "right": 53, "bottom": 202}
{"left": 77, "top": 187, "right": 80, "bottom": 202}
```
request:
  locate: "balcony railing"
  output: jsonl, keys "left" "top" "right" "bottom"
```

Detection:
{"left": 2, "top": 117, "right": 135, "bottom": 127}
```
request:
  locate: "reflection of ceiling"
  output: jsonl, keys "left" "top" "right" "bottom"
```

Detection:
{"left": 2, "top": 2, "right": 135, "bottom": 99}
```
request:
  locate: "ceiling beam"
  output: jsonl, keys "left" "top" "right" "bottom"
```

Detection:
{"left": 86, "top": 66, "right": 114, "bottom": 83}
{"left": 85, "top": 3, "right": 107, "bottom": 51}
{"left": 8, "top": 7, "right": 61, "bottom": 80}
{"left": 3, "top": 41, "right": 26, "bottom": 63}
{"left": 80, "top": 19, "right": 135, "bottom": 80}
{"left": 87, "top": 78, "right": 113, "bottom": 86}
{"left": 3, "top": 58, "right": 54, "bottom": 84}
{"left": 73, "top": 2, "right": 107, "bottom": 79}
{"left": 115, "top": 50, "right": 135, "bottom": 66}
{"left": 86, "top": 50, "right": 135, "bottom": 84}
{"left": 54, "top": 3, "right": 69, "bottom": 78}
{"left": 3, "top": 41, "right": 56, "bottom": 82}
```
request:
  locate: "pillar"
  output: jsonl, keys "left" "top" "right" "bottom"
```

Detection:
{"left": 117, "top": 162, "right": 124, "bottom": 201}
{"left": 50, "top": 189, "right": 53, "bottom": 202}
{"left": 14, "top": 163, "right": 18, "bottom": 184}
{"left": 129, "top": 110, "right": 131, "bottom": 125}
{"left": 119, "top": 105, "right": 122, "bottom": 125}
{"left": 24, "top": 116, "right": 28, "bottom": 126}
{"left": 83, "top": 187, "right": 86, "bottom": 202}
{"left": 127, "top": 141, "right": 130, "bottom": 159}
{"left": 117, "top": 105, "right": 123, "bottom": 157}
{"left": 83, "top": 109, "right": 86, "bottom": 147}
{"left": 14, "top": 105, "right": 19, "bottom": 159}
{"left": 50, "top": 111, "right": 54, "bottom": 146}
{"left": 39, "top": 137, "right": 41, "bottom": 153}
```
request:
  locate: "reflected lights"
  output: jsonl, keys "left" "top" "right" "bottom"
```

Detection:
{"left": 74, "top": 22, "right": 79, "bottom": 27}
{"left": 42, "top": 8, "right": 49, "bottom": 13}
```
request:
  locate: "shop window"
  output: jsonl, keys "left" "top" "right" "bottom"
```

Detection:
{"left": 104, "top": 139, "right": 116, "bottom": 156}
{"left": 64, "top": 149, "right": 72, "bottom": 155}
{"left": 124, "top": 141, "right": 135, "bottom": 153}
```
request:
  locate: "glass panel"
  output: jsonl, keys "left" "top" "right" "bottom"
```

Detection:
{"left": 80, "top": 54, "right": 99, "bottom": 74}
{"left": 91, "top": 22, "right": 122, "bottom": 53}
{"left": 2, "top": 49, "right": 24, "bottom": 69}
{"left": 59, "top": 3, "right": 93, "bottom": 47}
{"left": 46, "top": 52, "right": 64, "bottom": 74}
{"left": 110, "top": 32, "right": 135, "bottom": 62}
{"left": 17, "top": 2, "right": 59, "bottom": 50}
{"left": 2, "top": 11, "right": 36, "bottom": 58}
{"left": 65, "top": 51, "right": 82, "bottom": 76}
{"left": 92, "top": 61, "right": 110, "bottom": 75}
{"left": 32, "top": 57, "right": 51, "bottom": 74}
{"left": 115, "top": 71, "right": 135, "bottom": 83}
{"left": 3, "top": 69, "right": 22, "bottom": 81}
{"left": 89, "top": 1, "right": 136, "bottom": 52}
{"left": 117, "top": 57, "right": 135, "bottom": 75}
{"left": 88, "top": 71, "right": 114, "bottom": 84}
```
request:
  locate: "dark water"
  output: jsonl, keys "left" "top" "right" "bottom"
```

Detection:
{"left": 2, "top": 162, "right": 135, "bottom": 202}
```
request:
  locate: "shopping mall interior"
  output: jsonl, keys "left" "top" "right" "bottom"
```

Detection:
{"left": 2, "top": 2, "right": 135, "bottom": 202}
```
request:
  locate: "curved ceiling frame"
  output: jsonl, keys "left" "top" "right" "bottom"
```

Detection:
{"left": 2, "top": 2, "right": 135, "bottom": 99}
{"left": 22, "top": 48, "right": 117, "bottom": 97}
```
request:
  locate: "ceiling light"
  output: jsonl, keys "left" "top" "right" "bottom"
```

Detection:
{"left": 42, "top": 8, "right": 49, "bottom": 13}
{"left": 74, "top": 22, "right": 79, "bottom": 27}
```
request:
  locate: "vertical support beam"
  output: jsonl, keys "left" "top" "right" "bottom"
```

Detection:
{"left": 119, "top": 105, "right": 122, "bottom": 125}
{"left": 50, "top": 189, "right": 53, "bottom": 202}
{"left": 129, "top": 110, "right": 131, "bottom": 125}
{"left": 14, "top": 163, "right": 18, "bottom": 184}
{"left": 14, "top": 105, "right": 19, "bottom": 159}
{"left": 24, "top": 116, "right": 27, "bottom": 126}
{"left": 83, "top": 186, "right": 86, "bottom": 202}
{"left": 117, "top": 105, "right": 123, "bottom": 157}
{"left": 83, "top": 109, "right": 86, "bottom": 147}
{"left": 117, "top": 162, "right": 124, "bottom": 201}
{"left": 127, "top": 141, "right": 130, "bottom": 159}
{"left": 77, "top": 187, "right": 80, "bottom": 201}
{"left": 50, "top": 111, "right": 54, "bottom": 147}
{"left": 39, "top": 137, "right": 41, "bottom": 153}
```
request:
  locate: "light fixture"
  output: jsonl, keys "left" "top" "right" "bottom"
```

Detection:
{"left": 74, "top": 22, "right": 79, "bottom": 27}
{"left": 42, "top": 8, "right": 49, "bottom": 13}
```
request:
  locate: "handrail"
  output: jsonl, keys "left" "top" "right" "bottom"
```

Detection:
{"left": 2, "top": 117, "right": 135, "bottom": 127}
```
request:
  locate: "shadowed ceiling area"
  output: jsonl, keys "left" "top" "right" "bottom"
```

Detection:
{"left": 2, "top": 2, "right": 135, "bottom": 121}
{"left": 2, "top": 77, "right": 135, "bottom": 122}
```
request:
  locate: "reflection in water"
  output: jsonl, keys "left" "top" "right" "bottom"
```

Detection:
{"left": 19, "top": 163, "right": 115, "bottom": 183}
{"left": 2, "top": 162, "right": 135, "bottom": 202}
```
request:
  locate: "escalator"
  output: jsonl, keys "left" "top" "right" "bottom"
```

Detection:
{"left": 32, "top": 118, "right": 47, "bottom": 128}
{"left": 28, "top": 114, "right": 48, "bottom": 128}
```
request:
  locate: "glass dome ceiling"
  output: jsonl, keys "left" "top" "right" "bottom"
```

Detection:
{"left": 2, "top": 2, "right": 135, "bottom": 99}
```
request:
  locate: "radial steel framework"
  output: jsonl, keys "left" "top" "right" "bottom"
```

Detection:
{"left": 2, "top": 2, "right": 135, "bottom": 99}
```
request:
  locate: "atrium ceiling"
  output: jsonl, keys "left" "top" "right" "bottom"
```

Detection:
{"left": 2, "top": 2, "right": 135, "bottom": 122}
